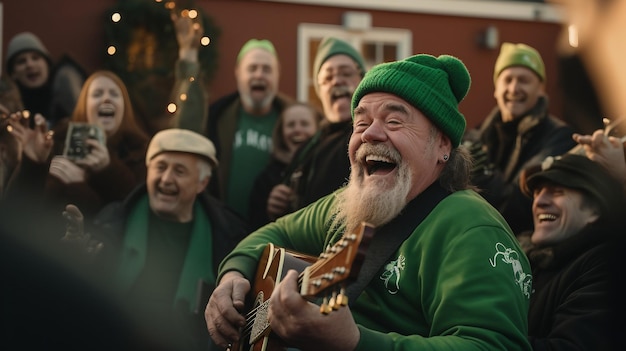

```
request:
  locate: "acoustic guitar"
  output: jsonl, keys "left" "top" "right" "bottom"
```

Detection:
{"left": 229, "top": 222, "right": 374, "bottom": 351}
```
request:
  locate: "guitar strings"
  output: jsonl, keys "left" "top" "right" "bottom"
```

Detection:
{"left": 238, "top": 271, "right": 309, "bottom": 340}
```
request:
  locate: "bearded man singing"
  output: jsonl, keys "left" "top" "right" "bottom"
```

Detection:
{"left": 205, "top": 54, "right": 533, "bottom": 351}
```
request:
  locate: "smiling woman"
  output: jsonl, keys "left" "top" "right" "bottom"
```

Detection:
{"left": 3, "top": 70, "right": 150, "bottom": 224}
{"left": 42, "top": 70, "right": 150, "bottom": 219}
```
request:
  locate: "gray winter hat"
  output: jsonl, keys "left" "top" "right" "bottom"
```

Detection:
{"left": 6, "top": 32, "right": 51, "bottom": 74}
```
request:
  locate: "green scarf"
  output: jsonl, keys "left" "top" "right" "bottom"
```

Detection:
{"left": 116, "top": 195, "right": 215, "bottom": 312}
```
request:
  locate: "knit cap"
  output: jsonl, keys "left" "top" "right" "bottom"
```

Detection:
{"left": 351, "top": 54, "right": 470, "bottom": 147}
{"left": 313, "top": 37, "right": 366, "bottom": 90}
{"left": 493, "top": 42, "right": 545, "bottom": 83}
{"left": 6, "top": 32, "right": 51, "bottom": 74}
{"left": 236, "top": 39, "right": 277, "bottom": 63}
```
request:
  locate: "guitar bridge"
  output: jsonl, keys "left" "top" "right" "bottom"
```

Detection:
{"left": 250, "top": 297, "right": 271, "bottom": 344}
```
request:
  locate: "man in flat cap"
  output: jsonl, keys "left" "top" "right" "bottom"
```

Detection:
{"left": 63, "top": 128, "right": 247, "bottom": 351}
{"left": 266, "top": 36, "right": 367, "bottom": 221}
{"left": 207, "top": 54, "right": 532, "bottom": 350}
{"left": 464, "top": 42, "right": 576, "bottom": 235}
{"left": 205, "top": 39, "right": 293, "bottom": 221}
{"left": 518, "top": 153, "right": 624, "bottom": 350}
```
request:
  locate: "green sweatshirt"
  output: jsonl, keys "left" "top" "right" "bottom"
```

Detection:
{"left": 219, "top": 189, "right": 532, "bottom": 351}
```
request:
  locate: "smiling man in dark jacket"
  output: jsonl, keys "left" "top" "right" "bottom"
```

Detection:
{"left": 64, "top": 128, "right": 248, "bottom": 351}
{"left": 464, "top": 42, "right": 576, "bottom": 234}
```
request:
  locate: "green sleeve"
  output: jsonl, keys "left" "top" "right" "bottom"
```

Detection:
{"left": 217, "top": 192, "right": 339, "bottom": 282}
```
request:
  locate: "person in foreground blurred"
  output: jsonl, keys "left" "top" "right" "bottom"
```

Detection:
{"left": 518, "top": 153, "right": 624, "bottom": 350}
{"left": 206, "top": 54, "right": 532, "bottom": 351}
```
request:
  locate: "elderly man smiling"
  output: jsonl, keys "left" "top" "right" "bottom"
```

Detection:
{"left": 63, "top": 128, "right": 248, "bottom": 351}
{"left": 206, "top": 54, "right": 532, "bottom": 351}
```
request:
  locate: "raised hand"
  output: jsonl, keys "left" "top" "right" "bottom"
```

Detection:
{"left": 171, "top": 8, "right": 203, "bottom": 61}
{"left": 572, "top": 129, "right": 626, "bottom": 183}
{"left": 6, "top": 111, "right": 54, "bottom": 163}
{"left": 267, "top": 184, "right": 293, "bottom": 220}
{"left": 49, "top": 156, "right": 86, "bottom": 184}
{"left": 61, "top": 204, "right": 104, "bottom": 255}
{"left": 74, "top": 139, "right": 110, "bottom": 173}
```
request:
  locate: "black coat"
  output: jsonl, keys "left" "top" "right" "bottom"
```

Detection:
{"left": 465, "top": 97, "right": 576, "bottom": 234}
{"left": 520, "top": 225, "right": 621, "bottom": 350}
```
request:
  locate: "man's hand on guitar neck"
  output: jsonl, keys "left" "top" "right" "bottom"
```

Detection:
{"left": 269, "top": 269, "right": 360, "bottom": 351}
{"left": 205, "top": 271, "right": 251, "bottom": 349}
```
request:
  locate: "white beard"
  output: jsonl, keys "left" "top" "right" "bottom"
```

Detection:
{"left": 333, "top": 144, "right": 412, "bottom": 234}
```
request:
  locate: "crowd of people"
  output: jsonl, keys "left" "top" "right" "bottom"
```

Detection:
{"left": 2, "top": 2, "right": 626, "bottom": 350}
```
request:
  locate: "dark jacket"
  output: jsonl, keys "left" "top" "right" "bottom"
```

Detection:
{"left": 465, "top": 97, "right": 576, "bottom": 234}
{"left": 286, "top": 119, "right": 353, "bottom": 210}
{"left": 519, "top": 224, "right": 620, "bottom": 351}
{"left": 205, "top": 91, "right": 293, "bottom": 201}
{"left": 247, "top": 156, "right": 288, "bottom": 230}
{"left": 91, "top": 184, "right": 249, "bottom": 351}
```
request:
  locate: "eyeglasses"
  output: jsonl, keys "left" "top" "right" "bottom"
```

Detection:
{"left": 317, "top": 68, "right": 360, "bottom": 86}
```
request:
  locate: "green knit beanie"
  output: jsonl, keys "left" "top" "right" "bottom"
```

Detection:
{"left": 493, "top": 42, "right": 545, "bottom": 83}
{"left": 351, "top": 54, "right": 470, "bottom": 147}
{"left": 313, "top": 37, "right": 366, "bottom": 90}
{"left": 237, "top": 39, "right": 277, "bottom": 63}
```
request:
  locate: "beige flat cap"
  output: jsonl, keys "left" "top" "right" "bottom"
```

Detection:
{"left": 146, "top": 128, "right": 218, "bottom": 168}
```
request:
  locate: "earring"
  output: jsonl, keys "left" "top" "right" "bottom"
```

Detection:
{"left": 443, "top": 154, "right": 449, "bottom": 162}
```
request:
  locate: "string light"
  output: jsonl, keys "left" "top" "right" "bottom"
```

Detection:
{"left": 167, "top": 103, "right": 177, "bottom": 113}
{"left": 179, "top": 93, "right": 187, "bottom": 101}
{"left": 201, "top": 37, "right": 210, "bottom": 46}
{"left": 111, "top": 12, "right": 121, "bottom": 22}
{"left": 107, "top": 46, "right": 117, "bottom": 55}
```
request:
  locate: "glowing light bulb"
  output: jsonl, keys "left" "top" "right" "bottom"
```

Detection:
{"left": 112, "top": 13, "right": 121, "bottom": 22}
{"left": 201, "top": 37, "right": 211, "bottom": 46}
{"left": 107, "top": 46, "right": 117, "bottom": 55}
{"left": 167, "top": 103, "right": 177, "bottom": 113}
{"left": 180, "top": 93, "right": 188, "bottom": 101}
{"left": 189, "top": 10, "right": 198, "bottom": 19}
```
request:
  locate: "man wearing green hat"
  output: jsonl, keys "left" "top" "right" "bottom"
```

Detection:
{"left": 464, "top": 42, "right": 576, "bottom": 235}
{"left": 205, "top": 38, "right": 293, "bottom": 220}
{"left": 517, "top": 153, "right": 624, "bottom": 350}
{"left": 266, "top": 36, "right": 366, "bottom": 221}
{"left": 206, "top": 54, "right": 532, "bottom": 351}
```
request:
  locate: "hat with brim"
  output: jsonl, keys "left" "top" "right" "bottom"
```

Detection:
{"left": 520, "top": 154, "right": 623, "bottom": 219}
{"left": 146, "top": 128, "right": 218, "bottom": 169}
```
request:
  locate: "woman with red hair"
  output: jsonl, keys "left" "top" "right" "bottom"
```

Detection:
{"left": 6, "top": 70, "right": 149, "bottom": 220}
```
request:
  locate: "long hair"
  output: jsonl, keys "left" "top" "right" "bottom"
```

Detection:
{"left": 70, "top": 70, "right": 144, "bottom": 138}
{"left": 439, "top": 144, "right": 476, "bottom": 193}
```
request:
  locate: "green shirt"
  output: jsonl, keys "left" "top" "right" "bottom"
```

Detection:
{"left": 226, "top": 108, "right": 278, "bottom": 218}
{"left": 219, "top": 189, "right": 532, "bottom": 351}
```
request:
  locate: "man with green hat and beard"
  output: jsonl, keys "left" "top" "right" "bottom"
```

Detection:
{"left": 266, "top": 36, "right": 367, "bottom": 221}
{"left": 463, "top": 42, "right": 576, "bottom": 235}
{"left": 206, "top": 53, "right": 532, "bottom": 351}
